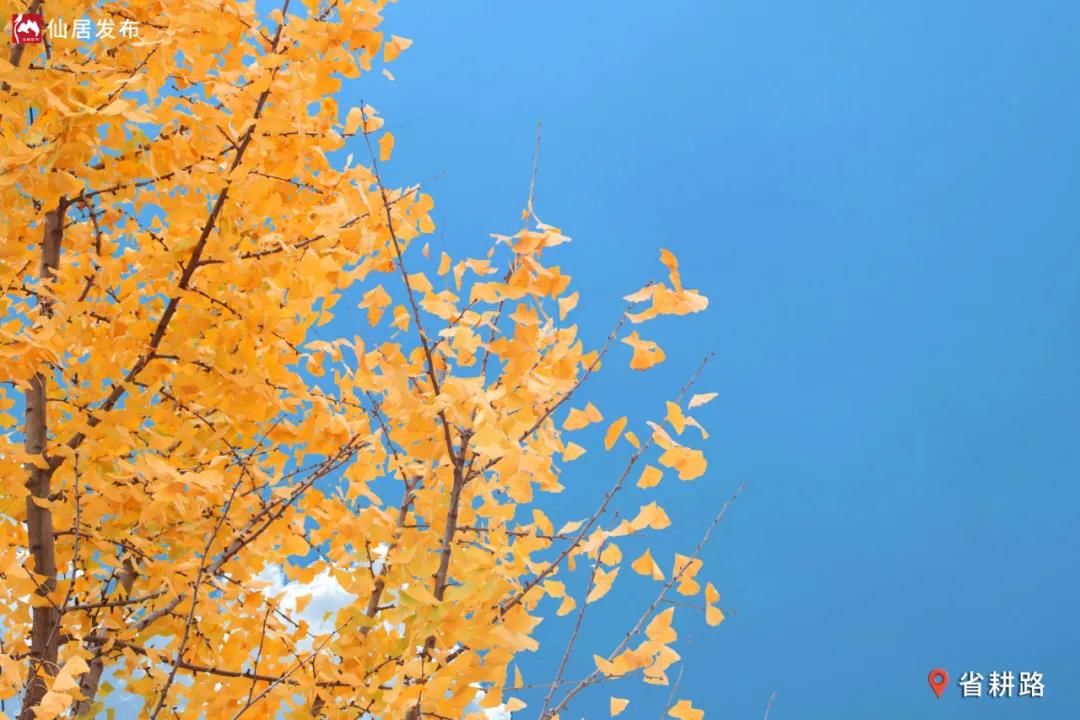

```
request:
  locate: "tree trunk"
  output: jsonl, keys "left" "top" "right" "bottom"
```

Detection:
{"left": 73, "top": 634, "right": 106, "bottom": 718}
{"left": 19, "top": 204, "right": 64, "bottom": 720}
{"left": 403, "top": 466, "right": 465, "bottom": 720}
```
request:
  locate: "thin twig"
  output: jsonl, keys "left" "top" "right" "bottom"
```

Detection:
{"left": 245, "top": 606, "right": 274, "bottom": 707}
{"left": 229, "top": 619, "right": 351, "bottom": 720}
{"left": 547, "top": 479, "right": 746, "bottom": 717}
{"left": 660, "top": 666, "right": 686, "bottom": 719}
{"left": 525, "top": 122, "right": 543, "bottom": 224}
{"left": 499, "top": 354, "right": 715, "bottom": 616}
{"left": 147, "top": 475, "right": 246, "bottom": 719}
{"left": 764, "top": 690, "right": 777, "bottom": 720}
{"left": 538, "top": 534, "right": 612, "bottom": 719}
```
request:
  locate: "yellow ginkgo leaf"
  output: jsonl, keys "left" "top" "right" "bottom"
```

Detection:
{"left": 630, "top": 548, "right": 665, "bottom": 581}
{"left": 610, "top": 697, "right": 630, "bottom": 716}
{"left": 407, "top": 272, "right": 433, "bottom": 293}
{"left": 33, "top": 692, "right": 73, "bottom": 720}
{"left": 557, "top": 520, "right": 584, "bottom": 535}
{"left": 594, "top": 654, "right": 628, "bottom": 678}
{"left": 630, "top": 502, "right": 671, "bottom": 531}
{"left": 50, "top": 656, "right": 90, "bottom": 694}
{"left": 646, "top": 643, "right": 682, "bottom": 685}
{"left": 379, "top": 131, "right": 395, "bottom": 161}
{"left": 532, "top": 509, "right": 554, "bottom": 537}
{"left": 637, "top": 464, "right": 663, "bottom": 489}
{"left": 658, "top": 444, "right": 707, "bottom": 481}
{"left": 684, "top": 416, "right": 710, "bottom": 439}
{"left": 564, "top": 402, "right": 603, "bottom": 431}
{"left": 391, "top": 304, "right": 410, "bottom": 331}
{"left": 359, "top": 285, "right": 392, "bottom": 326}
{"left": 659, "top": 248, "right": 683, "bottom": 291}
{"left": 586, "top": 566, "right": 619, "bottom": 603}
{"left": 512, "top": 665, "right": 523, "bottom": 689}
{"left": 593, "top": 648, "right": 650, "bottom": 679}
{"left": 668, "top": 699, "right": 704, "bottom": 720}
{"left": 558, "top": 291, "right": 579, "bottom": 320}
{"left": 604, "top": 416, "right": 628, "bottom": 450}
{"left": 665, "top": 401, "right": 686, "bottom": 434}
{"left": 562, "top": 442, "right": 586, "bottom": 462}
{"left": 344, "top": 106, "right": 364, "bottom": 135}
{"left": 688, "top": 392, "right": 718, "bottom": 409}
{"left": 624, "top": 430, "right": 641, "bottom": 449}
{"left": 624, "top": 283, "right": 656, "bottom": 304}
{"left": 543, "top": 580, "right": 566, "bottom": 598}
{"left": 621, "top": 331, "right": 666, "bottom": 370}
{"left": 645, "top": 607, "right": 678, "bottom": 644}
{"left": 384, "top": 34, "right": 413, "bottom": 62}
{"left": 703, "top": 579, "right": 725, "bottom": 625}
{"left": 599, "top": 543, "right": 622, "bottom": 566}
{"left": 673, "top": 554, "right": 703, "bottom": 596}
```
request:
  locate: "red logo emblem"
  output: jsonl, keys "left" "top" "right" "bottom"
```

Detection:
{"left": 11, "top": 13, "right": 44, "bottom": 45}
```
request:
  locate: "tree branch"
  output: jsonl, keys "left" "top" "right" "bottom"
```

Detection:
{"left": 19, "top": 200, "right": 66, "bottom": 720}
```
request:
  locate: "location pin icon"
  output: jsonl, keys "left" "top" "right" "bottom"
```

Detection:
{"left": 928, "top": 668, "right": 949, "bottom": 698}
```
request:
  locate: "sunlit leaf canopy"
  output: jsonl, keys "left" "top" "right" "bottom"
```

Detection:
{"left": 0, "top": 1, "right": 734, "bottom": 718}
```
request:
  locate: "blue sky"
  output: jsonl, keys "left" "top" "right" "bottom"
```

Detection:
{"left": 353, "top": 0, "right": 1080, "bottom": 718}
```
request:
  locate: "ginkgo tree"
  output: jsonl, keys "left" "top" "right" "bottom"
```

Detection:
{"left": 0, "top": 1, "right": 741, "bottom": 719}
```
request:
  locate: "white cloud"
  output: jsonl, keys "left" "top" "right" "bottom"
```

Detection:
{"left": 254, "top": 564, "right": 358, "bottom": 635}
{"left": 255, "top": 563, "right": 512, "bottom": 718}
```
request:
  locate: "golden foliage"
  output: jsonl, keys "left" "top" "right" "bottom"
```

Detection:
{"left": 0, "top": 2, "right": 735, "bottom": 718}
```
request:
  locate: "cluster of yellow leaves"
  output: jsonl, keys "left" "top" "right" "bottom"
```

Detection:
{"left": 615, "top": 248, "right": 710, "bottom": 372}
{"left": 625, "top": 249, "right": 710, "bottom": 324}
{"left": 30, "top": 657, "right": 92, "bottom": 720}
{"left": 564, "top": 401, "right": 603, "bottom": 430}
{"left": 0, "top": 1, "right": 727, "bottom": 719}
{"left": 652, "top": 422, "right": 708, "bottom": 480}
{"left": 623, "top": 330, "right": 667, "bottom": 370}
{"left": 593, "top": 608, "right": 680, "bottom": 685}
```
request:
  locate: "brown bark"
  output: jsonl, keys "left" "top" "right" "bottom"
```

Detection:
{"left": 72, "top": 634, "right": 106, "bottom": 718}
{"left": 403, "top": 465, "right": 465, "bottom": 720}
{"left": 19, "top": 204, "right": 64, "bottom": 719}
